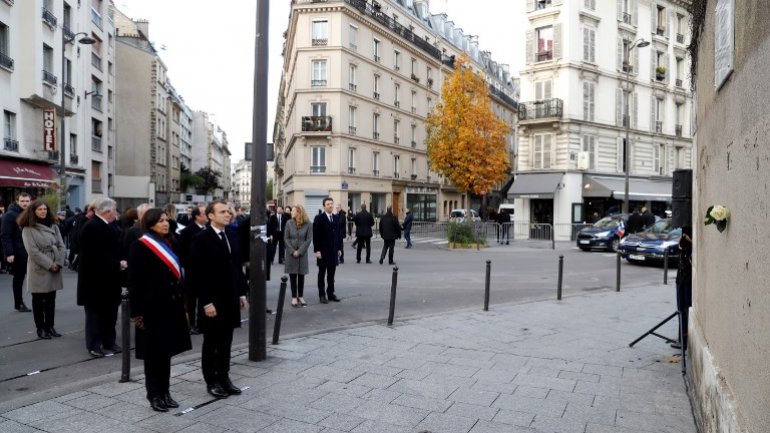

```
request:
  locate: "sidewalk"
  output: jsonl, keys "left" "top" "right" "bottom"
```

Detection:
{"left": 0, "top": 284, "right": 696, "bottom": 433}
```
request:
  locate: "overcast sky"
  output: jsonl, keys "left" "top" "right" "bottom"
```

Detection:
{"left": 116, "top": 0, "right": 523, "bottom": 162}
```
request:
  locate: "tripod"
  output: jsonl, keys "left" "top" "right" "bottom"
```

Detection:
{"left": 629, "top": 309, "right": 687, "bottom": 374}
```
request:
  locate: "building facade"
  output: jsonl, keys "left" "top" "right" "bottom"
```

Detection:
{"left": 273, "top": 0, "right": 517, "bottom": 220}
{"left": 512, "top": 0, "right": 693, "bottom": 237}
{"left": 231, "top": 159, "right": 251, "bottom": 206}
{"left": 191, "top": 111, "right": 231, "bottom": 200}
{"left": 0, "top": 0, "right": 116, "bottom": 209}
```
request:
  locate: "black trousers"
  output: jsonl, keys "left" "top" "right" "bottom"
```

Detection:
{"left": 289, "top": 274, "right": 305, "bottom": 298}
{"left": 144, "top": 353, "right": 171, "bottom": 400}
{"left": 317, "top": 262, "right": 337, "bottom": 297}
{"left": 11, "top": 260, "right": 27, "bottom": 308}
{"left": 185, "top": 287, "right": 197, "bottom": 329}
{"left": 84, "top": 305, "right": 118, "bottom": 351}
{"left": 338, "top": 237, "right": 345, "bottom": 262}
{"left": 276, "top": 233, "right": 285, "bottom": 263}
{"left": 356, "top": 236, "right": 371, "bottom": 262}
{"left": 32, "top": 292, "right": 56, "bottom": 329}
{"left": 380, "top": 240, "right": 396, "bottom": 264}
{"left": 201, "top": 321, "right": 234, "bottom": 385}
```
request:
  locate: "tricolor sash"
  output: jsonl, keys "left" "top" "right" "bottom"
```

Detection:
{"left": 138, "top": 234, "right": 182, "bottom": 281}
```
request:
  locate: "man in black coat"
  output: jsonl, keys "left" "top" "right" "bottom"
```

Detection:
{"left": 335, "top": 204, "right": 347, "bottom": 263}
{"left": 378, "top": 207, "right": 401, "bottom": 265}
{"left": 178, "top": 205, "right": 207, "bottom": 334}
{"left": 267, "top": 207, "right": 287, "bottom": 265}
{"left": 188, "top": 200, "right": 248, "bottom": 399}
{"left": 1, "top": 193, "right": 31, "bottom": 312}
{"left": 626, "top": 207, "right": 644, "bottom": 234}
{"left": 641, "top": 206, "right": 656, "bottom": 230}
{"left": 353, "top": 204, "right": 375, "bottom": 263}
{"left": 76, "top": 198, "right": 125, "bottom": 357}
{"left": 313, "top": 197, "right": 342, "bottom": 303}
{"left": 402, "top": 208, "right": 413, "bottom": 249}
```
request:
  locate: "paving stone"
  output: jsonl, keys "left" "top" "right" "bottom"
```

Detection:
{"left": 492, "top": 394, "right": 566, "bottom": 418}
{"left": 545, "top": 389, "right": 595, "bottom": 406}
{"left": 193, "top": 405, "right": 278, "bottom": 432}
{"left": 530, "top": 414, "right": 588, "bottom": 433}
{"left": 441, "top": 348, "right": 496, "bottom": 361}
{"left": 448, "top": 387, "right": 500, "bottom": 407}
{"left": 585, "top": 422, "right": 659, "bottom": 433}
{"left": 469, "top": 420, "right": 540, "bottom": 433}
{"left": 63, "top": 393, "right": 121, "bottom": 411}
{"left": 512, "top": 385, "right": 549, "bottom": 399}
{"left": 258, "top": 418, "right": 322, "bottom": 433}
{"left": 87, "top": 381, "right": 144, "bottom": 398}
{"left": 445, "top": 402, "right": 499, "bottom": 422}
{"left": 414, "top": 412, "right": 478, "bottom": 433}
{"left": 0, "top": 419, "right": 43, "bottom": 433}
{"left": 582, "top": 364, "right": 623, "bottom": 377}
{"left": 309, "top": 393, "right": 363, "bottom": 413}
{"left": 421, "top": 373, "right": 477, "bottom": 388}
{"left": 492, "top": 409, "right": 536, "bottom": 427}
{"left": 557, "top": 370, "right": 601, "bottom": 383}
{"left": 318, "top": 412, "right": 366, "bottom": 432}
{"left": 136, "top": 410, "right": 197, "bottom": 432}
{"left": 387, "top": 378, "right": 459, "bottom": 400}
{"left": 573, "top": 380, "right": 622, "bottom": 397}
{"left": 315, "top": 381, "right": 371, "bottom": 398}
{"left": 92, "top": 401, "right": 158, "bottom": 423}
{"left": 348, "top": 373, "right": 399, "bottom": 389}
{"left": 616, "top": 409, "right": 696, "bottom": 432}
{"left": 513, "top": 373, "right": 576, "bottom": 393}
{"left": 349, "top": 400, "right": 429, "bottom": 427}
{"left": 391, "top": 394, "right": 453, "bottom": 412}
{"left": 3, "top": 401, "right": 74, "bottom": 424}
{"left": 561, "top": 403, "right": 617, "bottom": 425}
{"left": 417, "top": 362, "right": 480, "bottom": 378}
{"left": 240, "top": 397, "right": 328, "bottom": 424}
{"left": 469, "top": 380, "right": 518, "bottom": 395}
{"left": 350, "top": 419, "right": 414, "bottom": 433}
{"left": 360, "top": 389, "right": 400, "bottom": 404}
{"left": 52, "top": 391, "right": 91, "bottom": 402}
{"left": 303, "top": 366, "right": 365, "bottom": 384}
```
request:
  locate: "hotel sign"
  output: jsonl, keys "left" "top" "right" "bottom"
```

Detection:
{"left": 43, "top": 108, "right": 56, "bottom": 152}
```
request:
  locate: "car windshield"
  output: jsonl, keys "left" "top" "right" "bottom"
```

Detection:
{"left": 594, "top": 216, "right": 620, "bottom": 229}
{"left": 646, "top": 219, "right": 681, "bottom": 236}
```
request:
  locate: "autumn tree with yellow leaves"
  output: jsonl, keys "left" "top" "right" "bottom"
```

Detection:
{"left": 425, "top": 55, "right": 510, "bottom": 228}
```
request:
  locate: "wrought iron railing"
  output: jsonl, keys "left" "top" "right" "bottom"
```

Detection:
{"left": 348, "top": 167, "right": 355, "bottom": 175}
{"left": 63, "top": 27, "right": 75, "bottom": 41}
{"left": 42, "top": 70, "right": 58, "bottom": 85}
{"left": 517, "top": 98, "right": 563, "bottom": 120}
{"left": 655, "top": 121, "right": 663, "bottom": 133}
{"left": 64, "top": 83, "right": 75, "bottom": 96}
{"left": 42, "top": 7, "right": 57, "bottom": 27}
{"left": 348, "top": 126, "right": 356, "bottom": 135}
{"left": 488, "top": 85, "right": 518, "bottom": 111}
{"left": 675, "top": 124, "right": 683, "bottom": 137}
{"left": 91, "top": 8, "right": 103, "bottom": 28}
{"left": 92, "top": 135, "right": 102, "bottom": 152}
{"left": 373, "top": 132, "right": 380, "bottom": 140}
{"left": 349, "top": 83, "right": 357, "bottom": 91}
{"left": 622, "top": 12, "right": 632, "bottom": 24}
{"left": 312, "top": 38, "right": 328, "bottom": 46}
{"left": 311, "top": 79, "right": 327, "bottom": 87}
{"left": 0, "top": 52, "right": 14, "bottom": 70}
{"left": 3, "top": 138, "right": 19, "bottom": 152}
{"left": 676, "top": 33, "right": 684, "bottom": 44}
{"left": 310, "top": 165, "right": 326, "bottom": 173}
{"left": 536, "top": 50, "right": 552, "bottom": 62}
{"left": 302, "top": 116, "right": 332, "bottom": 132}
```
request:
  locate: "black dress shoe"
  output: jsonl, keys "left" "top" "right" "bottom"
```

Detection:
{"left": 149, "top": 396, "right": 168, "bottom": 412}
{"left": 105, "top": 344, "right": 122, "bottom": 354}
{"left": 163, "top": 392, "right": 179, "bottom": 408}
{"left": 47, "top": 327, "right": 62, "bottom": 338}
{"left": 89, "top": 349, "right": 106, "bottom": 358}
{"left": 37, "top": 328, "right": 52, "bottom": 339}
{"left": 389, "top": 262, "right": 396, "bottom": 265}
{"left": 220, "top": 378, "right": 242, "bottom": 395}
{"left": 379, "top": 259, "right": 384, "bottom": 265}
{"left": 327, "top": 294, "right": 341, "bottom": 302}
{"left": 207, "top": 383, "right": 229, "bottom": 399}
{"left": 319, "top": 296, "right": 329, "bottom": 304}
{"left": 17, "top": 304, "right": 31, "bottom": 313}
{"left": 366, "top": 260, "right": 373, "bottom": 264}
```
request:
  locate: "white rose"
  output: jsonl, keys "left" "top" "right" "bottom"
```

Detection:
{"left": 709, "top": 205, "right": 730, "bottom": 221}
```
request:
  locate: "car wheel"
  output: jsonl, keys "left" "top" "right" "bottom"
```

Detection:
{"left": 578, "top": 246, "right": 590, "bottom": 251}
{"left": 609, "top": 237, "right": 620, "bottom": 252}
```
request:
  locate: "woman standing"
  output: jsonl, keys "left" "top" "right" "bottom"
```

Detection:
{"left": 19, "top": 200, "right": 66, "bottom": 339}
{"left": 163, "top": 203, "right": 179, "bottom": 238}
{"left": 128, "top": 208, "right": 191, "bottom": 412}
{"left": 284, "top": 204, "right": 312, "bottom": 307}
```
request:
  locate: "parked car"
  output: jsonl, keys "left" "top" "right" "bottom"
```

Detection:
{"left": 618, "top": 219, "right": 681, "bottom": 265}
{"left": 449, "top": 209, "right": 481, "bottom": 223}
{"left": 576, "top": 214, "right": 627, "bottom": 252}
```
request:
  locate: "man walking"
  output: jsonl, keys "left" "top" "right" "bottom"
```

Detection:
{"left": 335, "top": 204, "right": 347, "bottom": 263}
{"left": 313, "top": 197, "right": 342, "bottom": 303}
{"left": 189, "top": 200, "right": 248, "bottom": 399}
{"left": 77, "top": 198, "right": 124, "bottom": 357}
{"left": 378, "top": 207, "right": 401, "bottom": 265}
{"left": 402, "top": 208, "right": 413, "bottom": 249}
{"left": 353, "top": 204, "right": 374, "bottom": 263}
{"left": 178, "top": 205, "right": 207, "bottom": 334}
{"left": 1, "top": 193, "right": 31, "bottom": 312}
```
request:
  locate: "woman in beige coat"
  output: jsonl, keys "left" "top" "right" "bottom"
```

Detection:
{"left": 19, "top": 200, "right": 66, "bottom": 339}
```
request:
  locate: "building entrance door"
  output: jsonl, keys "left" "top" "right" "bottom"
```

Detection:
{"left": 392, "top": 192, "right": 400, "bottom": 217}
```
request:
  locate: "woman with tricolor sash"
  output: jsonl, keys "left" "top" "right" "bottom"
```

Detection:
{"left": 128, "top": 208, "right": 192, "bottom": 412}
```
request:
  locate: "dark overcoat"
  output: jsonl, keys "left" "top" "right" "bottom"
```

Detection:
{"left": 1, "top": 202, "right": 27, "bottom": 261}
{"left": 353, "top": 211, "right": 375, "bottom": 237}
{"left": 76, "top": 217, "right": 122, "bottom": 308}
{"left": 379, "top": 212, "right": 402, "bottom": 240}
{"left": 128, "top": 235, "right": 191, "bottom": 360}
{"left": 313, "top": 213, "right": 341, "bottom": 267}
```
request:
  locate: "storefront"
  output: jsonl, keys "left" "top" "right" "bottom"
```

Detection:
{"left": 582, "top": 175, "right": 672, "bottom": 217}
{"left": 0, "top": 158, "right": 57, "bottom": 205}
{"left": 405, "top": 187, "right": 437, "bottom": 222}
{"left": 506, "top": 172, "right": 565, "bottom": 224}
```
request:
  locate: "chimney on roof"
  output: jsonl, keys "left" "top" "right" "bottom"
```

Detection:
{"left": 134, "top": 19, "right": 149, "bottom": 40}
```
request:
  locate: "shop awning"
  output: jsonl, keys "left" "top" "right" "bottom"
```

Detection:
{"left": 507, "top": 172, "right": 565, "bottom": 199}
{"left": 582, "top": 175, "right": 672, "bottom": 202}
{"left": 0, "top": 159, "right": 56, "bottom": 188}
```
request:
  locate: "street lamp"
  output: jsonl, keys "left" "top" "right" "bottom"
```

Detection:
{"left": 59, "top": 30, "right": 95, "bottom": 211}
{"left": 622, "top": 38, "right": 650, "bottom": 215}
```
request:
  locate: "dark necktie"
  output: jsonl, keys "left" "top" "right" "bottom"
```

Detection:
{"left": 219, "top": 231, "right": 231, "bottom": 253}
{"left": 277, "top": 215, "right": 281, "bottom": 231}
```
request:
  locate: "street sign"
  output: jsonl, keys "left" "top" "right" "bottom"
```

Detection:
{"left": 43, "top": 108, "right": 56, "bottom": 151}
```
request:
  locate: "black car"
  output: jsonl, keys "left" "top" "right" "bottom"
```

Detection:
{"left": 618, "top": 219, "right": 681, "bottom": 265}
{"left": 576, "top": 214, "right": 627, "bottom": 252}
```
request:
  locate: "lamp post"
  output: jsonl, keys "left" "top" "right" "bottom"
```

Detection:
{"left": 622, "top": 38, "right": 650, "bottom": 215}
{"left": 59, "top": 30, "right": 95, "bottom": 211}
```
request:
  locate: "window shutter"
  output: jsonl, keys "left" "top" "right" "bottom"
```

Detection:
{"left": 666, "top": 10, "right": 673, "bottom": 37}
{"left": 651, "top": 54, "right": 656, "bottom": 81}
{"left": 631, "top": 0, "right": 638, "bottom": 26}
{"left": 616, "top": 0, "right": 623, "bottom": 21}
{"left": 526, "top": 30, "right": 534, "bottom": 65}
{"left": 651, "top": 4, "right": 658, "bottom": 32}
{"left": 544, "top": 134, "right": 552, "bottom": 168}
{"left": 666, "top": 53, "right": 671, "bottom": 83}
{"left": 617, "top": 137, "right": 624, "bottom": 172}
{"left": 544, "top": 80, "right": 552, "bottom": 99}
{"left": 590, "top": 29, "right": 596, "bottom": 63}
{"left": 583, "top": 82, "right": 589, "bottom": 120}
{"left": 632, "top": 92, "right": 639, "bottom": 128}
{"left": 553, "top": 24, "right": 562, "bottom": 59}
{"left": 553, "top": 0, "right": 563, "bottom": 5}
{"left": 526, "top": 0, "right": 535, "bottom": 13}
{"left": 583, "top": 28, "right": 589, "bottom": 61}
{"left": 633, "top": 46, "right": 640, "bottom": 75}
{"left": 617, "top": 38, "right": 624, "bottom": 71}
{"left": 650, "top": 95, "right": 656, "bottom": 132}
{"left": 667, "top": 145, "right": 674, "bottom": 175}
{"left": 616, "top": 88, "right": 623, "bottom": 126}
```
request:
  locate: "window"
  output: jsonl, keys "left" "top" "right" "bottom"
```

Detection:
{"left": 3, "top": 110, "right": 16, "bottom": 140}
{"left": 0, "top": 21, "right": 8, "bottom": 57}
{"left": 411, "top": 124, "right": 417, "bottom": 147}
{"left": 532, "top": 134, "right": 552, "bottom": 169}
{"left": 535, "top": 79, "right": 552, "bottom": 101}
{"left": 656, "top": 6, "right": 666, "bottom": 35}
{"left": 348, "top": 63, "right": 357, "bottom": 91}
{"left": 69, "top": 133, "right": 78, "bottom": 158}
{"left": 411, "top": 90, "right": 417, "bottom": 113}
{"left": 394, "top": 119, "right": 400, "bottom": 143}
{"left": 311, "top": 146, "right": 326, "bottom": 173}
{"left": 583, "top": 81, "right": 595, "bottom": 121}
{"left": 63, "top": 3, "right": 72, "bottom": 30}
{"left": 581, "top": 135, "right": 596, "bottom": 170}
{"left": 348, "top": 147, "right": 356, "bottom": 174}
{"left": 675, "top": 103, "right": 684, "bottom": 135}
{"left": 312, "top": 20, "right": 328, "bottom": 46}
{"left": 411, "top": 158, "right": 417, "bottom": 177}
{"left": 620, "top": 0, "right": 632, "bottom": 24}
{"left": 64, "top": 58, "right": 73, "bottom": 87}
{"left": 372, "top": 151, "right": 380, "bottom": 176}
{"left": 426, "top": 97, "right": 432, "bottom": 114}
{"left": 536, "top": 26, "right": 553, "bottom": 61}
{"left": 394, "top": 83, "right": 400, "bottom": 107}
{"left": 426, "top": 67, "right": 433, "bottom": 88}
{"left": 617, "top": 138, "right": 627, "bottom": 172}
{"left": 655, "top": 97, "right": 664, "bottom": 132}
{"left": 348, "top": 105, "right": 357, "bottom": 134}
{"left": 373, "top": 74, "right": 380, "bottom": 99}
{"left": 584, "top": 0, "right": 596, "bottom": 10}
{"left": 393, "top": 155, "right": 400, "bottom": 178}
{"left": 349, "top": 25, "right": 357, "bottom": 50}
{"left": 43, "top": 44, "right": 54, "bottom": 73}
{"left": 311, "top": 60, "right": 327, "bottom": 87}
{"left": 373, "top": 38, "right": 380, "bottom": 62}
{"left": 536, "top": 0, "right": 552, "bottom": 10}
{"left": 311, "top": 102, "right": 326, "bottom": 117}
{"left": 411, "top": 58, "right": 417, "bottom": 75}
{"left": 653, "top": 143, "right": 665, "bottom": 175}
{"left": 582, "top": 27, "right": 595, "bottom": 63}
{"left": 394, "top": 50, "right": 400, "bottom": 70}
{"left": 373, "top": 113, "right": 380, "bottom": 139}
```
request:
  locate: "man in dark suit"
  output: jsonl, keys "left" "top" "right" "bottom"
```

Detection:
{"left": 267, "top": 207, "right": 287, "bottom": 265}
{"left": 189, "top": 200, "right": 248, "bottom": 399}
{"left": 77, "top": 198, "right": 125, "bottom": 358}
{"left": 178, "top": 205, "right": 207, "bottom": 334}
{"left": 1, "top": 193, "right": 31, "bottom": 312}
{"left": 313, "top": 197, "right": 342, "bottom": 304}
{"left": 353, "top": 204, "right": 375, "bottom": 263}
{"left": 335, "top": 204, "right": 347, "bottom": 263}
{"left": 378, "top": 207, "right": 401, "bottom": 265}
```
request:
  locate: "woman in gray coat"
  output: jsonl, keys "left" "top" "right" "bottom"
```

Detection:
{"left": 19, "top": 200, "right": 65, "bottom": 339}
{"left": 284, "top": 204, "right": 313, "bottom": 307}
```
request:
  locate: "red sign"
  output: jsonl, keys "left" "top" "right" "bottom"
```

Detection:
{"left": 43, "top": 108, "right": 56, "bottom": 152}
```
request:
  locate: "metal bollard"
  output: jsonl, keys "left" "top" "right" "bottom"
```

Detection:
{"left": 272, "top": 276, "right": 288, "bottom": 345}
{"left": 387, "top": 267, "right": 399, "bottom": 326}
{"left": 484, "top": 260, "right": 491, "bottom": 311}
{"left": 119, "top": 290, "right": 131, "bottom": 383}
{"left": 616, "top": 252, "right": 622, "bottom": 292}
{"left": 663, "top": 249, "right": 669, "bottom": 285}
{"left": 557, "top": 255, "right": 564, "bottom": 300}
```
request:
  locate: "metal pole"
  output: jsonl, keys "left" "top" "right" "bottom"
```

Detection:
{"left": 119, "top": 290, "right": 130, "bottom": 382}
{"left": 387, "top": 266, "right": 398, "bottom": 326}
{"left": 59, "top": 30, "right": 67, "bottom": 212}
{"left": 249, "top": 0, "right": 270, "bottom": 362}
{"left": 663, "top": 248, "right": 669, "bottom": 285}
{"left": 623, "top": 45, "right": 631, "bottom": 216}
{"left": 483, "top": 260, "right": 491, "bottom": 311}
{"left": 616, "top": 252, "right": 622, "bottom": 292}
{"left": 557, "top": 255, "right": 564, "bottom": 300}
{"left": 271, "top": 276, "right": 288, "bottom": 345}
{"left": 551, "top": 224, "right": 555, "bottom": 250}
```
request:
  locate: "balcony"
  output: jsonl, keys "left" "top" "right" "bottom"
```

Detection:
{"left": 301, "top": 115, "right": 332, "bottom": 132}
{"left": 348, "top": 126, "right": 356, "bottom": 135}
{"left": 42, "top": 70, "right": 57, "bottom": 86}
{"left": 310, "top": 165, "right": 326, "bottom": 174}
{"left": 3, "top": 138, "right": 19, "bottom": 152}
{"left": 372, "top": 169, "right": 380, "bottom": 177}
{"left": 675, "top": 78, "right": 683, "bottom": 88}
{"left": 373, "top": 92, "right": 380, "bottom": 100}
{"left": 411, "top": 140, "right": 416, "bottom": 148}
{"left": 91, "top": 52, "right": 102, "bottom": 71}
{"left": 92, "top": 135, "right": 102, "bottom": 152}
{"left": 394, "top": 100, "right": 400, "bottom": 108}
{"left": 91, "top": 8, "right": 103, "bottom": 28}
{"left": 394, "top": 136, "right": 400, "bottom": 144}
{"left": 518, "top": 98, "right": 563, "bottom": 121}
{"left": 311, "top": 79, "right": 327, "bottom": 87}
{"left": 676, "top": 33, "right": 685, "bottom": 44}
{"left": 92, "top": 178, "right": 102, "bottom": 193}
{"left": 655, "top": 121, "right": 663, "bottom": 133}
{"left": 427, "top": 78, "right": 433, "bottom": 88}
{"left": 348, "top": 167, "right": 356, "bottom": 175}
{"left": 622, "top": 12, "right": 632, "bottom": 24}
{"left": 410, "top": 174, "right": 417, "bottom": 180}
{"left": 536, "top": 50, "right": 553, "bottom": 62}
{"left": 410, "top": 73, "right": 420, "bottom": 83}
{"left": 0, "top": 52, "right": 14, "bottom": 71}
{"left": 373, "top": 132, "right": 380, "bottom": 140}
{"left": 312, "top": 38, "right": 328, "bottom": 46}
{"left": 63, "top": 27, "right": 75, "bottom": 41}
{"left": 675, "top": 124, "right": 683, "bottom": 137}
{"left": 393, "top": 172, "right": 400, "bottom": 179}
{"left": 349, "top": 42, "right": 357, "bottom": 50}
{"left": 656, "top": 27, "right": 665, "bottom": 36}
{"left": 64, "top": 82, "right": 75, "bottom": 97}
{"left": 394, "top": 65, "right": 400, "bottom": 71}
{"left": 411, "top": 107, "right": 416, "bottom": 114}
{"left": 349, "top": 83, "right": 357, "bottom": 91}
{"left": 489, "top": 85, "right": 518, "bottom": 111}
{"left": 42, "top": 7, "right": 57, "bottom": 28}
{"left": 373, "top": 55, "right": 380, "bottom": 63}
{"left": 48, "top": 150, "right": 59, "bottom": 161}
{"left": 70, "top": 154, "right": 79, "bottom": 165}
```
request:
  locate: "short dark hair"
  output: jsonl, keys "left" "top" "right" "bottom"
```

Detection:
{"left": 205, "top": 200, "right": 229, "bottom": 218}
{"left": 323, "top": 197, "right": 333, "bottom": 206}
{"left": 191, "top": 206, "right": 203, "bottom": 218}
{"left": 15, "top": 192, "right": 31, "bottom": 201}
{"left": 360, "top": 204, "right": 367, "bottom": 212}
{"left": 17, "top": 200, "right": 55, "bottom": 228}
{"left": 141, "top": 208, "right": 166, "bottom": 233}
